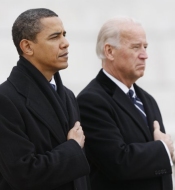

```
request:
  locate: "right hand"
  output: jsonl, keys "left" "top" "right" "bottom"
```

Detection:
{"left": 153, "top": 120, "right": 174, "bottom": 158}
{"left": 67, "top": 121, "right": 85, "bottom": 148}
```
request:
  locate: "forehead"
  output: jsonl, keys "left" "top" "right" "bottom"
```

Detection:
{"left": 39, "top": 16, "right": 64, "bottom": 33}
{"left": 120, "top": 23, "right": 147, "bottom": 44}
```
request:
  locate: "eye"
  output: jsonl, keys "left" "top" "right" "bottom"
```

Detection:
{"left": 52, "top": 36, "right": 58, "bottom": 39}
{"left": 133, "top": 46, "right": 139, "bottom": 50}
{"left": 63, "top": 32, "right": 66, "bottom": 37}
{"left": 50, "top": 35, "right": 58, "bottom": 40}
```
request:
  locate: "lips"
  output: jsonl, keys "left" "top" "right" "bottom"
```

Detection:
{"left": 59, "top": 52, "right": 68, "bottom": 57}
{"left": 136, "top": 64, "right": 145, "bottom": 70}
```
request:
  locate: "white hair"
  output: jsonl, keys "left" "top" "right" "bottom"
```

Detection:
{"left": 96, "top": 16, "right": 142, "bottom": 60}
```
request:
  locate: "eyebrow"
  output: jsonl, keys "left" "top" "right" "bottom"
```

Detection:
{"left": 131, "top": 43, "right": 148, "bottom": 46}
{"left": 48, "top": 31, "right": 66, "bottom": 38}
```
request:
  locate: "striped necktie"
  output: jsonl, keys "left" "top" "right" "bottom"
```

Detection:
{"left": 128, "top": 89, "right": 148, "bottom": 125}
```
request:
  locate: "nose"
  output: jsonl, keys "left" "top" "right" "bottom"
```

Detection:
{"left": 61, "top": 36, "right": 69, "bottom": 49}
{"left": 139, "top": 49, "right": 148, "bottom": 59}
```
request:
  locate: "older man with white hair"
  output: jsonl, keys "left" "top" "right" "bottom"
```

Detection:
{"left": 77, "top": 16, "right": 174, "bottom": 190}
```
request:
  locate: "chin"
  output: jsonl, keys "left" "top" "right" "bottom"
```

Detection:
{"left": 138, "top": 73, "right": 144, "bottom": 78}
{"left": 58, "top": 63, "right": 68, "bottom": 71}
{"left": 138, "top": 69, "right": 145, "bottom": 76}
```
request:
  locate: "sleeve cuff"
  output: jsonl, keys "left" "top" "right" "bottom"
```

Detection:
{"left": 160, "top": 140, "right": 173, "bottom": 166}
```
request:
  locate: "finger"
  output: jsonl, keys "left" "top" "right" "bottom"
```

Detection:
{"left": 153, "top": 120, "right": 160, "bottom": 131}
{"left": 173, "top": 151, "right": 175, "bottom": 162}
{"left": 72, "top": 121, "right": 80, "bottom": 131}
{"left": 74, "top": 121, "right": 80, "bottom": 127}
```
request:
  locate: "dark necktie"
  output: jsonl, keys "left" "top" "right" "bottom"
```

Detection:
{"left": 50, "top": 83, "right": 56, "bottom": 91}
{"left": 128, "top": 89, "right": 148, "bottom": 125}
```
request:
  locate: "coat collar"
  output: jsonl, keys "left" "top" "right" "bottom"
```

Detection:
{"left": 7, "top": 57, "right": 68, "bottom": 143}
{"left": 96, "top": 69, "right": 152, "bottom": 141}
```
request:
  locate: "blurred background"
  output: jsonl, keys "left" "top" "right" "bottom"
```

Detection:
{"left": 0, "top": 0, "right": 174, "bottom": 187}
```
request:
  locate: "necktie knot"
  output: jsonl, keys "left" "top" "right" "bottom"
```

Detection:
{"left": 50, "top": 83, "right": 56, "bottom": 90}
{"left": 128, "top": 89, "right": 136, "bottom": 103}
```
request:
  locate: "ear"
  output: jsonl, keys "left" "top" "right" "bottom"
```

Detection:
{"left": 104, "top": 44, "right": 115, "bottom": 61}
{"left": 19, "top": 39, "right": 34, "bottom": 56}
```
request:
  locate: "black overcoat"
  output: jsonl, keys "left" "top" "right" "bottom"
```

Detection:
{"left": 77, "top": 69, "right": 172, "bottom": 190}
{"left": 0, "top": 56, "right": 90, "bottom": 190}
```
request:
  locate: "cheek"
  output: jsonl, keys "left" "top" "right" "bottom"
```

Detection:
{"left": 125, "top": 53, "right": 137, "bottom": 65}
{"left": 50, "top": 45, "right": 60, "bottom": 55}
{"left": 45, "top": 47, "right": 59, "bottom": 58}
{"left": 119, "top": 51, "right": 132, "bottom": 63}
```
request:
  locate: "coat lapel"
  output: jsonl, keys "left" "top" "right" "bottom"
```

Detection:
{"left": 134, "top": 84, "right": 155, "bottom": 137}
{"left": 96, "top": 70, "right": 152, "bottom": 141}
{"left": 8, "top": 67, "right": 67, "bottom": 144}
{"left": 26, "top": 84, "right": 67, "bottom": 143}
{"left": 112, "top": 87, "right": 152, "bottom": 141}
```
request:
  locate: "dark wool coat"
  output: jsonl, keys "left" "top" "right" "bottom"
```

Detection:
{"left": 77, "top": 69, "right": 172, "bottom": 190}
{"left": 0, "top": 56, "right": 90, "bottom": 190}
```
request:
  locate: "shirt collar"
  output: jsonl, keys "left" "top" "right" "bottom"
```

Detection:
{"left": 102, "top": 69, "right": 135, "bottom": 96}
{"left": 50, "top": 76, "right": 57, "bottom": 90}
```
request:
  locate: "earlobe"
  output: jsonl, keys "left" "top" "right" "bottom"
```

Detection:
{"left": 19, "top": 39, "right": 33, "bottom": 56}
{"left": 104, "top": 44, "right": 114, "bottom": 60}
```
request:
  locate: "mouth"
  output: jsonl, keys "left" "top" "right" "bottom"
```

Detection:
{"left": 137, "top": 63, "right": 145, "bottom": 67}
{"left": 59, "top": 52, "right": 69, "bottom": 57}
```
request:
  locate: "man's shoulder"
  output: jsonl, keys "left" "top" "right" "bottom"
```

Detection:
{"left": 77, "top": 78, "right": 102, "bottom": 97}
{"left": 63, "top": 85, "right": 75, "bottom": 97}
{"left": 0, "top": 80, "right": 12, "bottom": 93}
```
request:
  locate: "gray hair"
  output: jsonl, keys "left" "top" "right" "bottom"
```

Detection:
{"left": 12, "top": 8, "right": 58, "bottom": 55}
{"left": 96, "top": 16, "right": 141, "bottom": 60}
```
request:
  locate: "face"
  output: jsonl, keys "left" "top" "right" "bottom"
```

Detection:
{"left": 29, "top": 16, "right": 69, "bottom": 80}
{"left": 111, "top": 23, "right": 148, "bottom": 87}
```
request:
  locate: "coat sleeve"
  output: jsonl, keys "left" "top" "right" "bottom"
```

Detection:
{"left": 77, "top": 90, "right": 172, "bottom": 181}
{"left": 0, "top": 94, "right": 90, "bottom": 190}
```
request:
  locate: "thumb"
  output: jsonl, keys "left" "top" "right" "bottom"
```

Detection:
{"left": 153, "top": 120, "right": 160, "bottom": 131}
{"left": 74, "top": 121, "right": 80, "bottom": 127}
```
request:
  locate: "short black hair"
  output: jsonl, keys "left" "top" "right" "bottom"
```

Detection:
{"left": 12, "top": 8, "right": 58, "bottom": 55}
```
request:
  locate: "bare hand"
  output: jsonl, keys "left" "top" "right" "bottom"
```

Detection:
{"left": 153, "top": 120, "right": 174, "bottom": 158}
{"left": 173, "top": 153, "right": 175, "bottom": 163}
{"left": 67, "top": 121, "right": 85, "bottom": 148}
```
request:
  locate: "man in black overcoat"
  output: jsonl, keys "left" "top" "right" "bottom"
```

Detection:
{"left": 77, "top": 16, "right": 174, "bottom": 190}
{"left": 0, "top": 8, "right": 90, "bottom": 190}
